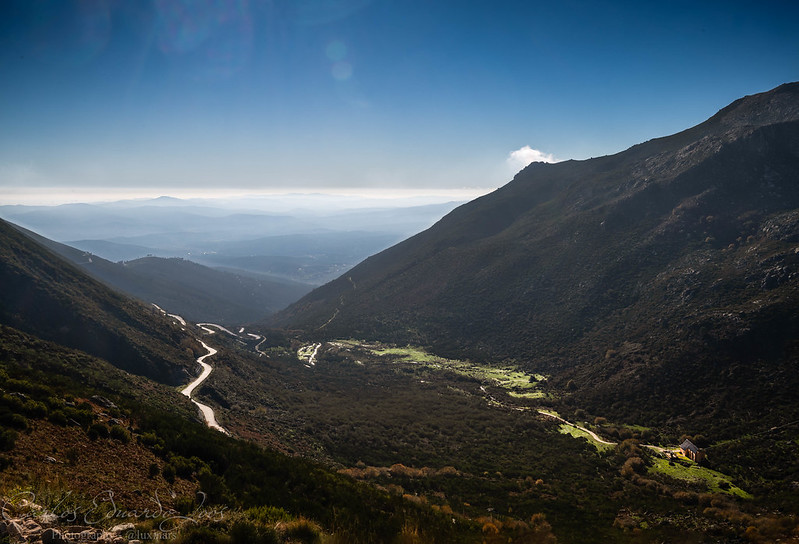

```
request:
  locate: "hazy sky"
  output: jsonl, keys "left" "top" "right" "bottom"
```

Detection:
{"left": 2, "top": 0, "right": 798, "bottom": 204}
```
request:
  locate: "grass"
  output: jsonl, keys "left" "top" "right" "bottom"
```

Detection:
{"left": 558, "top": 424, "right": 615, "bottom": 452}
{"left": 509, "top": 391, "right": 547, "bottom": 399}
{"left": 649, "top": 458, "right": 752, "bottom": 498}
{"left": 372, "top": 346, "right": 440, "bottom": 363}
{"left": 367, "top": 344, "right": 546, "bottom": 395}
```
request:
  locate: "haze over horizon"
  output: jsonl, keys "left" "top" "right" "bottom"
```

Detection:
{"left": 2, "top": 0, "right": 798, "bottom": 205}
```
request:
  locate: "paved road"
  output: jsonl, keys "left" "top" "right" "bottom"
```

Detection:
{"left": 181, "top": 340, "right": 229, "bottom": 435}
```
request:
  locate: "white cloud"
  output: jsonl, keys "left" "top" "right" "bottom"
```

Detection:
{"left": 506, "top": 145, "right": 558, "bottom": 171}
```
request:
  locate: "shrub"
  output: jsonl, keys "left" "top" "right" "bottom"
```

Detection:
{"left": 175, "top": 526, "right": 230, "bottom": 544}
{"left": 48, "top": 410, "right": 68, "bottom": 426}
{"left": 170, "top": 455, "right": 208, "bottom": 478}
{"left": 620, "top": 456, "right": 646, "bottom": 478}
{"left": 244, "top": 505, "right": 292, "bottom": 525}
{"left": 230, "top": 521, "right": 279, "bottom": 544}
{"left": 198, "top": 467, "right": 229, "bottom": 504}
{"left": 277, "top": 518, "right": 322, "bottom": 544}
{"left": 65, "top": 447, "right": 79, "bottom": 465}
{"left": 21, "top": 399, "right": 47, "bottom": 418}
{"left": 162, "top": 463, "right": 176, "bottom": 484}
{"left": 0, "top": 412, "right": 28, "bottom": 430}
{"left": 0, "top": 429, "right": 18, "bottom": 451}
{"left": 88, "top": 423, "right": 109, "bottom": 440}
{"left": 109, "top": 425, "right": 130, "bottom": 443}
{"left": 617, "top": 439, "right": 643, "bottom": 458}
{"left": 673, "top": 491, "right": 698, "bottom": 504}
{"left": 175, "top": 496, "right": 195, "bottom": 516}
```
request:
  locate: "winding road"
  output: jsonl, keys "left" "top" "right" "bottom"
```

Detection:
{"left": 537, "top": 410, "right": 616, "bottom": 445}
{"left": 248, "top": 333, "right": 269, "bottom": 357}
{"left": 181, "top": 339, "right": 229, "bottom": 435}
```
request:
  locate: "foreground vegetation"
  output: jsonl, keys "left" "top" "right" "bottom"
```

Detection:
{"left": 3, "top": 311, "right": 798, "bottom": 542}
{"left": 0, "top": 325, "right": 482, "bottom": 542}
{"left": 194, "top": 332, "right": 799, "bottom": 542}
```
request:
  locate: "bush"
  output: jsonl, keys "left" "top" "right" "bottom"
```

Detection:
{"left": 88, "top": 423, "right": 109, "bottom": 440}
{"left": 48, "top": 410, "right": 68, "bottom": 426}
{"left": 244, "top": 505, "right": 293, "bottom": 525}
{"left": 162, "top": 463, "right": 176, "bottom": 484}
{"left": 175, "top": 526, "right": 231, "bottom": 544}
{"left": 65, "top": 447, "right": 79, "bottom": 465}
{"left": 198, "top": 467, "right": 229, "bottom": 504}
{"left": 109, "top": 425, "right": 130, "bottom": 443}
{"left": 620, "top": 456, "right": 646, "bottom": 478}
{"left": 170, "top": 455, "right": 208, "bottom": 478}
{"left": 175, "top": 496, "right": 195, "bottom": 516}
{"left": 0, "top": 412, "right": 28, "bottom": 430}
{"left": 230, "top": 521, "right": 279, "bottom": 544}
{"left": 278, "top": 518, "right": 322, "bottom": 544}
{"left": 0, "top": 428, "right": 18, "bottom": 451}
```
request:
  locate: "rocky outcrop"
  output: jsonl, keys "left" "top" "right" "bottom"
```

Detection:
{"left": 1, "top": 498, "right": 136, "bottom": 544}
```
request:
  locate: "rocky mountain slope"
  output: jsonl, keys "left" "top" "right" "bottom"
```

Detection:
{"left": 0, "top": 219, "right": 196, "bottom": 384}
{"left": 273, "top": 83, "right": 799, "bottom": 428}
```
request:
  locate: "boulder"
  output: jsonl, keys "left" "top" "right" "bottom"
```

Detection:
{"left": 23, "top": 518, "right": 43, "bottom": 536}
{"left": 6, "top": 520, "right": 24, "bottom": 538}
{"left": 109, "top": 522, "right": 135, "bottom": 533}
{"left": 90, "top": 396, "right": 117, "bottom": 409}
{"left": 41, "top": 527, "right": 64, "bottom": 543}
{"left": 38, "top": 513, "right": 60, "bottom": 527}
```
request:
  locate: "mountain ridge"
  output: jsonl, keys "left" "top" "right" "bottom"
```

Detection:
{"left": 10, "top": 224, "right": 312, "bottom": 324}
{"left": 0, "top": 218, "right": 196, "bottom": 384}
{"left": 271, "top": 83, "right": 799, "bottom": 429}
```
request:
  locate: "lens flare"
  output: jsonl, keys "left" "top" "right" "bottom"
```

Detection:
{"left": 325, "top": 40, "right": 348, "bottom": 61}
{"left": 331, "top": 61, "right": 353, "bottom": 80}
{"left": 154, "top": 0, "right": 253, "bottom": 78}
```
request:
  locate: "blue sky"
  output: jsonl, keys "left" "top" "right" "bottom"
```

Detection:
{"left": 1, "top": 0, "right": 798, "bottom": 204}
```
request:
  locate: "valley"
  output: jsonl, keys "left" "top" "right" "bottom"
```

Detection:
{"left": 2, "top": 83, "right": 799, "bottom": 543}
{"left": 181, "top": 327, "right": 790, "bottom": 542}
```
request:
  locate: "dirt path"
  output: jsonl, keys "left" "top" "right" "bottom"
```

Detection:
{"left": 537, "top": 410, "right": 617, "bottom": 446}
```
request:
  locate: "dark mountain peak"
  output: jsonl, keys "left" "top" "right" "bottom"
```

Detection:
{"left": 272, "top": 83, "right": 799, "bottom": 436}
{"left": 274, "top": 82, "right": 799, "bottom": 367}
{"left": 709, "top": 81, "right": 799, "bottom": 129}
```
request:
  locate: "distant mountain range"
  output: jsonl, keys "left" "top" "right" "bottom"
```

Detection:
{"left": 0, "top": 198, "right": 463, "bottom": 285}
{"left": 273, "top": 82, "right": 799, "bottom": 429}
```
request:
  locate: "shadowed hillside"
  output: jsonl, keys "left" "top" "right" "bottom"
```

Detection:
{"left": 0, "top": 218, "right": 196, "bottom": 384}
{"left": 13, "top": 226, "right": 311, "bottom": 324}
{"left": 272, "top": 83, "right": 799, "bottom": 429}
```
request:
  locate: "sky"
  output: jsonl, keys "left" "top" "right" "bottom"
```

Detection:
{"left": 1, "top": 0, "right": 798, "bottom": 205}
